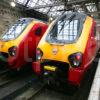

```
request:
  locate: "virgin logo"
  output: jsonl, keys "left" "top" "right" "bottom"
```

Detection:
{"left": 0, "top": 44, "right": 3, "bottom": 48}
{"left": 52, "top": 48, "right": 58, "bottom": 55}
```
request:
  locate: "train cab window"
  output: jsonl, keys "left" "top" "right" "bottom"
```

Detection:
{"left": 35, "top": 27, "right": 42, "bottom": 36}
{"left": 46, "top": 13, "right": 85, "bottom": 44}
{"left": 0, "top": 18, "right": 32, "bottom": 41}
{"left": 57, "top": 19, "right": 79, "bottom": 41}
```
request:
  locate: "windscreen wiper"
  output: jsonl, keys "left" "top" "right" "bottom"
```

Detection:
{"left": 58, "top": 14, "right": 76, "bottom": 34}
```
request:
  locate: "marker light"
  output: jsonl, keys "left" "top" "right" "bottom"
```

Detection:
{"left": 8, "top": 46, "right": 17, "bottom": 56}
{"left": 68, "top": 52, "right": 82, "bottom": 68}
{"left": 36, "top": 48, "right": 43, "bottom": 61}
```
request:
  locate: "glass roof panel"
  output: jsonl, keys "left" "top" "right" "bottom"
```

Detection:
{"left": 50, "top": 5, "right": 64, "bottom": 12}
{"left": 86, "top": 3, "right": 97, "bottom": 12}
{"left": 16, "top": 0, "right": 27, "bottom": 5}
{"left": 16, "top": 0, "right": 99, "bottom": 18}
{"left": 37, "top": 7, "right": 50, "bottom": 13}
{"left": 27, "top": 0, "right": 39, "bottom": 7}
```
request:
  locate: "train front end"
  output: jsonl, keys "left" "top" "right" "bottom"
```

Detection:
{"left": 0, "top": 18, "right": 48, "bottom": 70}
{"left": 33, "top": 12, "right": 98, "bottom": 86}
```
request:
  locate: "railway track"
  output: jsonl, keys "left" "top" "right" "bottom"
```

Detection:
{"left": 0, "top": 67, "right": 46, "bottom": 100}
{"left": 14, "top": 81, "right": 46, "bottom": 100}
{"left": 0, "top": 68, "right": 39, "bottom": 100}
{"left": 0, "top": 75, "right": 35, "bottom": 100}
{"left": 0, "top": 69, "right": 13, "bottom": 88}
{"left": 0, "top": 69, "right": 10, "bottom": 76}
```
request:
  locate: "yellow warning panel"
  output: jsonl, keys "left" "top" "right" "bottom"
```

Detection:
{"left": 44, "top": 66, "right": 57, "bottom": 72}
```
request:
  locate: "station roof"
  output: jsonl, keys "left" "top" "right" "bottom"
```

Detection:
{"left": 15, "top": 0, "right": 100, "bottom": 18}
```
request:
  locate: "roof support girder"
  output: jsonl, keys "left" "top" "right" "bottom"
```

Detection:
{"left": 28, "top": 0, "right": 90, "bottom": 9}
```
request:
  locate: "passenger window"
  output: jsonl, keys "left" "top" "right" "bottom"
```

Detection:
{"left": 35, "top": 27, "right": 42, "bottom": 36}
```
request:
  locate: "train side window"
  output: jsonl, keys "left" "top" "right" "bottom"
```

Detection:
{"left": 35, "top": 27, "right": 42, "bottom": 36}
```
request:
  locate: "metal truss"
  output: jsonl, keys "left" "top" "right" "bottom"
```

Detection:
{"left": 16, "top": 0, "right": 100, "bottom": 18}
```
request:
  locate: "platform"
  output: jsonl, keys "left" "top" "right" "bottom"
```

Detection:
{"left": 88, "top": 58, "right": 100, "bottom": 100}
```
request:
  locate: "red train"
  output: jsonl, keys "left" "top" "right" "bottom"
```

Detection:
{"left": 0, "top": 18, "right": 48, "bottom": 70}
{"left": 33, "top": 12, "right": 100, "bottom": 86}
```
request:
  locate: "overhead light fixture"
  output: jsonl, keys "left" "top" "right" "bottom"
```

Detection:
{"left": 49, "top": 17, "right": 53, "bottom": 23}
{"left": 10, "top": 1, "right": 16, "bottom": 7}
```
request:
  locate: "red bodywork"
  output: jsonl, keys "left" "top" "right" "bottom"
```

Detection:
{"left": 8, "top": 23, "right": 48, "bottom": 70}
{"left": 68, "top": 20, "right": 98, "bottom": 85}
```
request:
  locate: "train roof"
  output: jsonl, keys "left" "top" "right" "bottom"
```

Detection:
{"left": 18, "top": 18, "right": 47, "bottom": 24}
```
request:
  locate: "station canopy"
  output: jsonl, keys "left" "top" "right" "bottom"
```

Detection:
{"left": 16, "top": 0, "right": 100, "bottom": 18}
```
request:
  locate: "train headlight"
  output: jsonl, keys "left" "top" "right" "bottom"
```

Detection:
{"left": 36, "top": 48, "right": 43, "bottom": 61}
{"left": 8, "top": 46, "right": 17, "bottom": 56}
{"left": 68, "top": 52, "right": 82, "bottom": 68}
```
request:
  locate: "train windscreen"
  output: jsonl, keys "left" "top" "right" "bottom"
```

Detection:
{"left": 0, "top": 18, "right": 33, "bottom": 41}
{"left": 46, "top": 13, "right": 86, "bottom": 44}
